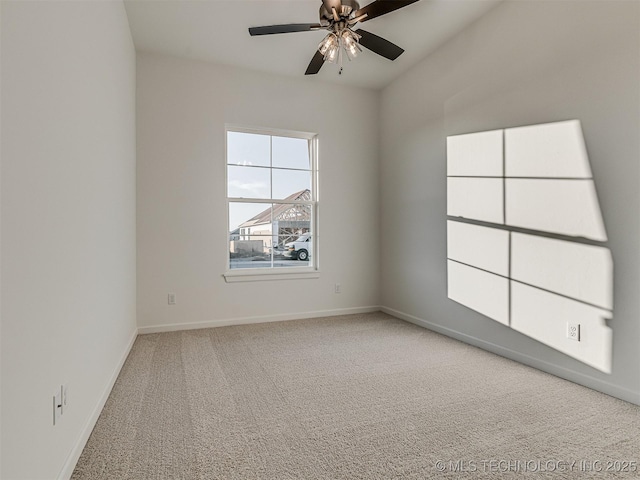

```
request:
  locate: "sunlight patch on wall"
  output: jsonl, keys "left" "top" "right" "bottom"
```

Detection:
{"left": 506, "top": 179, "right": 607, "bottom": 241}
{"left": 446, "top": 120, "right": 613, "bottom": 373}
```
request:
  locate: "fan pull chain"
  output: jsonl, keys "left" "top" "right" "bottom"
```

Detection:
{"left": 338, "top": 36, "right": 344, "bottom": 75}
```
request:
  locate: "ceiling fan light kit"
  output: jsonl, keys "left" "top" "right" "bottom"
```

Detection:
{"left": 340, "top": 29, "right": 363, "bottom": 60}
{"left": 318, "top": 29, "right": 362, "bottom": 73}
{"left": 248, "top": 0, "right": 420, "bottom": 76}
{"left": 318, "top": 33, "right": 339, "bottom": 61}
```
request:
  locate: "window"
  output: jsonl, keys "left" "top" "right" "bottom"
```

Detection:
{"left": 225, "top": 127, "right": 318, "bottom": 276}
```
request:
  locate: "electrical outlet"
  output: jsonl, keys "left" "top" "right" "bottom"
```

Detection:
{"left": 335, "top": 283, "right": 341, "bottom": 294}
{"left": 567, "top": 323, "right": 580, "bottom": 341}
{"left": 168, "top": 293, "right": 176, "bottom": 305}
{"left": 53, "top": 388, "right": 62, "bottom": 425}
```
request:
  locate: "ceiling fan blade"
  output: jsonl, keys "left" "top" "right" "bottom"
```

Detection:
{"left": 356, "top": 29, "right": 404, "bottom": 60}
{"left": 249, "top": 23, "right": 322, "bottom": 36}
{"left": 305, "top": 50, "right": 325, "bottom": 75}
{"left": 354, "top": 0, "right": 420, "bottom": 22}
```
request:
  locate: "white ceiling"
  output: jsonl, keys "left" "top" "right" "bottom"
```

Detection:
{"left": 124, "top": 0, "right": 502, "bottom": 90}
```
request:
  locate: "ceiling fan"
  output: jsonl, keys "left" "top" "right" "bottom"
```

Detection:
{"left": 248, "top": 0, "right": 420, "bottom": 75}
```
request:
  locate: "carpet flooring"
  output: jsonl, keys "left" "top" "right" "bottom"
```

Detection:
{"left": 73, "top": 312, "right": 639, "bottom": 479}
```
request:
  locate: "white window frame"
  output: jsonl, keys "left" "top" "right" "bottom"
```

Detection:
{"left": 223, "top": 125, "right": 320, "bottom": 283}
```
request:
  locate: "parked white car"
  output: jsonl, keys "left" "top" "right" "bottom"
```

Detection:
{"left": 283, "top": 234, "right": 311, "bottom": 261}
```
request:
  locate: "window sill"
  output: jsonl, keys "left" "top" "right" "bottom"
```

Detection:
{"left": 223, "top": 269, "right": 320, "bottom": 283}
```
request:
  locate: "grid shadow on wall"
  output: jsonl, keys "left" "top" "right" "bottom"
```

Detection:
{"left": 446, "top": 120, "right": 613, "bottom": 373}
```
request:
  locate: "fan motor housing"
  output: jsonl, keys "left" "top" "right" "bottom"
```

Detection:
{"left": 319, "top": 0, "right": 360, "bottom": 23}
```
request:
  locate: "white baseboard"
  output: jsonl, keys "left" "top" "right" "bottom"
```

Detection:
{"left": 138, "top": 306, "right": 381, "bottom": 334}
{"left": 381, "top": 306, "right": 640, "bottom": 406}
{"left": 57, "top": 328, "right": 139, "bottom": 480}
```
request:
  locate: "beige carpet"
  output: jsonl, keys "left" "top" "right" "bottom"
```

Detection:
{"left": 73, "top": 312, "right": 639, "bottom": 479}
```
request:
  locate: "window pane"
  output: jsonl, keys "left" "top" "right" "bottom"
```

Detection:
{"left": 272, "top": 136, "right": 310, "bottom": 170}
{"left": 276, "top": 234, "right": 312, "bottom": 267}
{"left": 271, "top": 203, "right": 312, "bottom": 232}
{"left": 227, "top": 131, "right": 270, "bottom": 167}
{"left": 229, "top": 202, "right": 275, "bottom": 270}
{"left": 228, "top": 202, "right": 272, "bottom": 233}
{"left": 229, "top": 235, "right": 273, "bottom": 270}
{"left": 272, "top": 169, "right": 311, "bottom": 200}
{"left": 228, "top": 165, "right": 270, "bottom": 199}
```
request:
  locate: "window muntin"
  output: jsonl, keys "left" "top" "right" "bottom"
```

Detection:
{"left": 226, "top": 128, "right": 317, "bottom": 272}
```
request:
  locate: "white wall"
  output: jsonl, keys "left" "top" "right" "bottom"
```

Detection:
{"left": 380, "top": 0, "right": 640, "bottom": 403}
{"left": 136, "top": 53, "right": 380, "bottom": 331}
{"left": 0, "top": 4, "right": 3, "bottom": 476}
{"left": 1, "top": 1, "right": 137, "bottom": 478}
